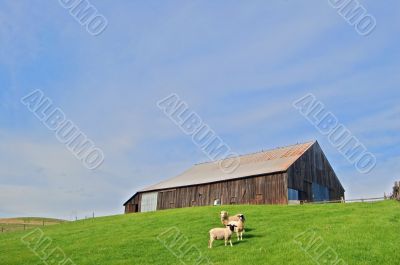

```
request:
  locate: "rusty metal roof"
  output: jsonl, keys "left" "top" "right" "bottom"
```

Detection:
{"left": 139, "top": 141, "right": 316, "bottom": 193}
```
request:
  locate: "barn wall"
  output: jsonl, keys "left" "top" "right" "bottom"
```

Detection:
{"left": 124, "top": 193, "right": 141, "bottom": 213}
{"left": 125, "top": 173, "right": 288, "bottom": 213}
{"left": 155, "top": 173, "right": 288, "bottom": 210}
{"left": 287, "top": 142, "right": 345, "bottom": 201}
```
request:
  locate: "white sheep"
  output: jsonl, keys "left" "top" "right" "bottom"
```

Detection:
{"left": 229, "top": 214, "right": 245, "bottom": 241}
{"left": 220, "top": 211, "right": 246, "bottom": 225}
{"left": 208, "top": 224, "right": 236, "bottom": 248}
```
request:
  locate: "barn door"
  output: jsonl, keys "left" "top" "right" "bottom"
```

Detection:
{"left": 140, "top": 192, "right": 158, "bottom": 212}
{"left": 128, "top": 204, "right": 138, "bottom": 213}
{"left": 312, "top": 183, "right": 329, "bottom": 202}
{"left": 302, "top": 181, "right": 312, "bottom": 202}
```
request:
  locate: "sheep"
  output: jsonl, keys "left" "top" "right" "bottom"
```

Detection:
{"left": 220, "top": 211, "right": 246, "bottom": 225}
{"left": 208, "top": 224, "right": 236, "bottom": 248}
{"left": 228, "top": 214, "right": 245, "bottom": 241}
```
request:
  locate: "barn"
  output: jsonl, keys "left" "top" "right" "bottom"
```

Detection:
{"left": 124, "top": 141, "right": 345, "bottom": 213}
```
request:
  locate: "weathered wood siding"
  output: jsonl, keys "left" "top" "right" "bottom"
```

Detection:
{"left": 287, "top": 142, "right": 345, "bottom": 201}
{"left": 125, "top": 173, "right": 287, "bottom": 213}
{"left": 125, "top": 193, "right": 141, "bottom": 213}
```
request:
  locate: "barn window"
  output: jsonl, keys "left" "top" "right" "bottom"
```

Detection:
{"left": 213, "top": 199, "right": 221, "bottom": 206}
{"left": 288, "top": 189, "right": 299, "bottom": 201}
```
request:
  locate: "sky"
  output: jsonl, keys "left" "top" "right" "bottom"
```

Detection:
{"left": 0, "top": 0, "right": 399, "bottom": 220}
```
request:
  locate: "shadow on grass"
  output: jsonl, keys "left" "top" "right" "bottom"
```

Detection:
{"left": 242, "top": 233, "right": 262, "bottom": 239}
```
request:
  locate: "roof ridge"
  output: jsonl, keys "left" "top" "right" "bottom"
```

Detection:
{"left": 194, "top": 140, "right": 316, "bottom": 166}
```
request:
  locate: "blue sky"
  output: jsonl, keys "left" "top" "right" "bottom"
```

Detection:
{"left": 0, "top": 0, "right": 399, "bottom": 219}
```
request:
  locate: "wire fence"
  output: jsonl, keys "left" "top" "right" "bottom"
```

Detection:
{"left": 0, "top": 219, "right": 65, "bottom": 233}
{"left": 301, "top": 197, "right": 386, "bottom": 205}
{"left": 0, "top": 212, "right": 97, "bottom": 233}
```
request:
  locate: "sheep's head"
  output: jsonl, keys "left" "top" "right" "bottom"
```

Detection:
{"left": 226, "top": 224, "right": 236, "bottom": 231}
{"left": 238, "top": 214, "right": 245, "bottom": 221}
{"left": 220, "top": 211, "right": 228, "bottom": 219}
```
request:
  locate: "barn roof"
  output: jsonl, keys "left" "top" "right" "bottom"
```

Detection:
{"left": 138, "top": 141, "right": 316, "bottom": 194}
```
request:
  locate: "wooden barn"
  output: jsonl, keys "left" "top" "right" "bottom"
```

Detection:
{"left": 124, "top": 141, "right": 345, "bottom": 213}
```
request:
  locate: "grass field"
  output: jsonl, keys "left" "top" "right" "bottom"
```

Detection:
{"left": 0, "top": 217, "right": 66, "bottom": 233}
{"left": 0, "top": 200, "right": 399, "bottom": 264}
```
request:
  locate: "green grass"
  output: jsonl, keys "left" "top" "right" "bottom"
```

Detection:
{"left": 0, "top": 201, "right": 399, "bottom": 264}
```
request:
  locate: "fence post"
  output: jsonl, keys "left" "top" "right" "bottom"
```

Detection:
{"left": 24, "top": 224, "right": 26, "bottom": 230}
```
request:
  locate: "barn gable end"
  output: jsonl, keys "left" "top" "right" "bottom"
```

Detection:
{"left": 287, "top": 141, "right": 345, "bottom": 202}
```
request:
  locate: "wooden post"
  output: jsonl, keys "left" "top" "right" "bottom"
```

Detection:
{"left": 393, "top": 181, "right": 400, "bottom": 200}
{"left": 24, "top": 224, "right": 26, "bottom": 230}
{"left": 397, "top": 181, "right": 400, "bottom": 200}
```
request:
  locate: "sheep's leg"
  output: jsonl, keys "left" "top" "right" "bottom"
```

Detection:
{"left": 240, "top": 232, "right": 243, "bottom": 241}
{"left": 229, "top": 240, "right": 233, "bottom": 247}
{"left": 224, "top": 239, "right": 227, "bottom": 246}
{"left": 209, "top": 239, "right": 213, "bottom": 249}
{"left": 236, "top": 232, "right": 240, "bottom": 241}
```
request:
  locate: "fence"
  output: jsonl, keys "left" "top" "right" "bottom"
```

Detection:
{"left": 0, "top": 219, "right": 64, "bottom": 233}
{"left": 302, "top": 197, "right": 386, "bottom": 205}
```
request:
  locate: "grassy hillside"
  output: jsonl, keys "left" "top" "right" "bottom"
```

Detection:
{"left": 0, "top": 201, "right": 399, "bottom": 264}
{"left": 0, "top": 217, "right": 66, "bottom": 233}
